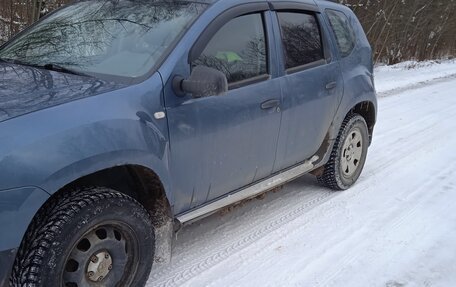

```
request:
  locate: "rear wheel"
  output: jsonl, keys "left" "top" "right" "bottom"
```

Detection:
{"left": 10, "top": 187, "right": 154, "bottom": 287}
{"left": 317, "top": 113, "right": 369, "bottom": 190}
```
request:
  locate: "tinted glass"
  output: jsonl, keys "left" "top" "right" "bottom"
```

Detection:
{"left": 0, "top": 0, "right": 206, "bottom": 79}
{"left": 194, "top": 13, "right": 267, "bottom": 84}
{"left": 277, "top": 12, "right": 324, "bottom": 69}
{"left": 326, "top": 10, "right": 356, "bottom": 57}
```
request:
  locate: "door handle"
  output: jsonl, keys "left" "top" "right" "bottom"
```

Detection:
{"left": 326, "top": 81, "right": 337, "bottom": 90}
{"left": 261, "top": 99, "right": 280, "bottom": 110}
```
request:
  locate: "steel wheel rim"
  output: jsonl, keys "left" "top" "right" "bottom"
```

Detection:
{"left": 340, "top": 128, "right": 363, "bottom": 178}
{"left": 62, "top": 222, "right": 139, "bottom": 287}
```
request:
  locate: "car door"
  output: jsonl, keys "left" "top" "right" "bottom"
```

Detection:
{"left": 271, "top": 7, "right": 344, "bottom": 172}
{"left": 165, "top": 8, "right": 283, "bottom": 213}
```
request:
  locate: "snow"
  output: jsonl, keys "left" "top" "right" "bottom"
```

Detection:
{"left": 147, "top": 60, "right": 456, "bottom": 287}
{"left": 375, "top": 59, "right": 456, "bottom": 94}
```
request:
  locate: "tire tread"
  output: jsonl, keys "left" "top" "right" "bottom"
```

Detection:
{"left": 317, "top": 113, "right": 367, "bottom": 190}
{"left": 10, "top": 187, "right": 149, "bottom": 286}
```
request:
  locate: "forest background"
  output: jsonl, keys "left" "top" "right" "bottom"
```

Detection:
{"left": 0, "top": 0, "right": 455, "bottom": 64}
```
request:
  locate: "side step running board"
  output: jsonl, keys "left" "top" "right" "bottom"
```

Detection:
{"left": 176, "top": 155, "right": 320, "bottom": 224}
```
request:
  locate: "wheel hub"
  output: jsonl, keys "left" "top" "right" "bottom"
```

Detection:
{"left": 63, "top": 225, "right": 134, "bottom": 287}
{"left": 341, "top": 129, "right": 363, "bottom": 177}
{"left": 346, "top": 144, "right": 354, "bottom": 161}
{"left": 87, "top": 251, "right": 113, "bottom": 282}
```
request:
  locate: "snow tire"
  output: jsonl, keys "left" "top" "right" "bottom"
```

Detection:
{"left": 10, "top": 187, "right": 154, "bottom": 287}
{"left": 317, "top": 113, "right": 369, "bottom": 190}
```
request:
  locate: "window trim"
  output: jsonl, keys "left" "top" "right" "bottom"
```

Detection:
{"left": 189, "top": 3, "right": 269, "bottom": 63}
{"left": 229, "top": 74, "right": 271, "bottom": 90}
{"left": 275, "top": 10, "right": 328, "bottom": 75}
{"left": 325, "top": 9, "right": 357, "bottom": 59}
{"left": 269, "top": 1, "right": 320, "bottom": 13}
{"left": 190, "top": 6, "right": 272, "bottom": 90}
{"left": 286, "top": 59, "right": 327, "bottom": 75}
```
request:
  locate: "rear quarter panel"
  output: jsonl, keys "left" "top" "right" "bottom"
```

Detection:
{"left": 318, "top": 1, "right": 377, "bottom": 139}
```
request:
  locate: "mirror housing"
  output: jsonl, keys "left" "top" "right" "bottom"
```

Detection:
{"left": 173, "top": 66, "right": 228, "bottom": 98}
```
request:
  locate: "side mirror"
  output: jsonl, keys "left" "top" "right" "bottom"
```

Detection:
{"left": 173, "top": 66, "right": 228, "bottom": 98}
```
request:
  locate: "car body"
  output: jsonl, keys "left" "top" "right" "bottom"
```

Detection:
{"left": 0, "top": 0, "right": 377, "bottom": 285}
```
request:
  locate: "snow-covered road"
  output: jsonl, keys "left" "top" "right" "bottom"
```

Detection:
{"left": 147, "top": 60, "right": 456, "bottom": 287}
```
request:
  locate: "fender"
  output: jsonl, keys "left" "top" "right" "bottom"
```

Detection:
{"left": 0, "top": 72, "right": 174, "bottom": 215}
{"left": 329, "top": 71, "right": 377, "bottom": 140}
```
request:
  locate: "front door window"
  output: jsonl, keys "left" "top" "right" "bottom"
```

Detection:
{"left": 193, "top": 13, "right": 268, "bottom": 87}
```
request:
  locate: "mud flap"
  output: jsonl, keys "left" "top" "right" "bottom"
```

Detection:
{"left": 153, "top": 217, "right": 173, "bottom": 264}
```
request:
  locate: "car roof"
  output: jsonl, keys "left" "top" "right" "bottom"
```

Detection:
{"left": 190, "top": 0, "right": 316, "bottom": 4}
{"left": 187, "top": 0, "right": 333, "bottom": 3}
{"left": 188, "top": 0, "right": 345, "bottom": 10}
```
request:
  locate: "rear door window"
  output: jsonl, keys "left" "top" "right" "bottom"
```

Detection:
{"left": 277, "top": 12, "right": 324, "bottom": 70}
{"left": 326, "top": 10, "right": 356, "bottom": 58}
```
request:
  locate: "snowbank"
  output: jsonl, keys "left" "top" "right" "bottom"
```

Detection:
{"left": 374, "top": 59, "right": 456, "bottom": 94}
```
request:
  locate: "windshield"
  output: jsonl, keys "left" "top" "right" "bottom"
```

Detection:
{"left": 0, "top": 0, "right": 206, "bottom": 79}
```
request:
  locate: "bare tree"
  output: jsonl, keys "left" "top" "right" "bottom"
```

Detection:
{"left": 0, "top": 0, "right": 69, "bottom": 43}
{"left": 339, "top": 0, "right": 456, "bottom": 64}
{"left": 1, "top": 0, "right": 455, "bottom": 64}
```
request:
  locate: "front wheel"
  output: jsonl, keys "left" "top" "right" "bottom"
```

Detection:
{"left": 10, "top": 187, "right": 155, "bottom": 287}
{"left": 317, "top": 113, "right": 370, "bottom": 190}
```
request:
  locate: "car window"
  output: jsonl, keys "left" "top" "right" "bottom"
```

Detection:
{"left": 0, "top": 0, "right": 206, "bottom": 80}
{"left": 277, "top": 12, "right": 324, "bottom": 70}
{"left": 193, "top": 13, "right": 267, "bottom": 85}
{"left": 326, "top": 10, "right": 356, "bottom": 58}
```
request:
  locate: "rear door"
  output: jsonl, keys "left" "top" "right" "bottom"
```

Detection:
{"left": 271, "top": 6, "right": 344, "bottom": 172}
{"left": 165, "top": 7, "right": 283, "bottom": 213}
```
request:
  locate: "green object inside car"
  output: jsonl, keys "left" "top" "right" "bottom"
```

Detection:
{"left": 216, "top": 51, "right": 243, "bottom": 63}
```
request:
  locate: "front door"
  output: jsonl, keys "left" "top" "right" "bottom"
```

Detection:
{"left": 166, "top": 11, "right": 282, "bottom": 213}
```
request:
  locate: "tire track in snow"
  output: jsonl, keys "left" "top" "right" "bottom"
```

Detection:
{"left": 148, "top": 190, "right": 336, "bottom": 286}
{"left": 377, "top": 73, "right": 456, "bottom": 98}
{"left": 203, "top": 146, "right": 456, "bottom": 287}
{"left": 318, "top": 161, "right": 456, "bottom": 287}
{"left": 364, "top": 79, "right": 456, "bottom": 179}
{"left": 150, "top": 184, "right": 329, "bottom": 275}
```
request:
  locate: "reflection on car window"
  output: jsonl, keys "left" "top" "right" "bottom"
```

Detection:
{"left": 193, "top": 13, "right": 267, "bottom": 84}
{"left": 326, "top": 10, "right": 356, "bottom": 58}
{"left": 0, "top": 0, "right": 206, "bottom": 79}
{"left": 277, "top": 12, "right": 324, "bottom": 70}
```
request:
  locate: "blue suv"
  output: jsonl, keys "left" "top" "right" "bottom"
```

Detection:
{"left": 0, "top": 0, "right": 377, "bottom": 286}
